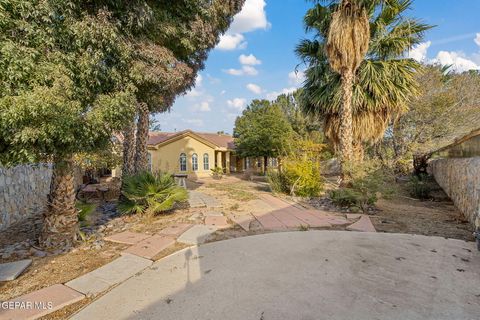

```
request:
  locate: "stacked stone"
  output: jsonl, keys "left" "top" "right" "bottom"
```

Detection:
{"left": 0, "top": 164, "right": 52, "bottom": 231}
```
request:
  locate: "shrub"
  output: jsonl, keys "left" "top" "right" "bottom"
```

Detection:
{"left": 118, "top": 171, "right": 188, "bottom": 216}
{"left": 266, "top": 170, "right": 290, "bottom": 194}
{"left": 330, "top": 160, "right": 395, "bottom": 212}
{"left": 267, "top": 139, "right": 324, "bottom": 198}
{"left": 408, "top": 174, "right": 432, "bottom": 199}
{"left": 210, "top": 166, "right": 224, "bottom": 179}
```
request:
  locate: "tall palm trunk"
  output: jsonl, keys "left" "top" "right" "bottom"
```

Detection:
{"left": 40, "top": 158, "right": 78, "bottom": 250}
{"left": 134, "top": 102, "right": 149, "bottom": 173}
{"left": 122, "top": 120, "right": 136, "bottom": 178}
{"left": 339, "top": 70, "right": 355, "bottom": 166}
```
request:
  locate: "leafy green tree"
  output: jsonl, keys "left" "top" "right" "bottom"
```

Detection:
{"left": 274, "top": 91, "right": 323, "bottom": 139}
{"left": 0, "top": 1, "right": 136, "bottom": 248}
{"left": 122, "top": 0, "right": 246, "bottom": 174}
{"left": 234, "top": 100, "right": 294, "bottom": 171}
{"left": 296, "top": 0, "right": 431, "bottom": 169}
{"left": 389, "top": 65, "right": 480, "bottom": 175}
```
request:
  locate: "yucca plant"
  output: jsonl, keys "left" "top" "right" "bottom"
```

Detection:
{"left": 118, "top": 171, "right": 188, "bottom": 216}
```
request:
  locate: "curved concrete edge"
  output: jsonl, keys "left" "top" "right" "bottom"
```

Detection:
{"left": 71, "top": 231, "right": 480, "bottom": 320}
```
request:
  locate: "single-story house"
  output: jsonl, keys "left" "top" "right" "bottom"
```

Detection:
{"left": 146, "top": 130, "right": 277, "bottom": 178}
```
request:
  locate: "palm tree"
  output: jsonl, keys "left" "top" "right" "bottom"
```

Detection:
{"left": 297, "top": 0, "right": 431, "bottom": 169}
{"left": 325, "top": 0, "right": 370, "bottom": 166}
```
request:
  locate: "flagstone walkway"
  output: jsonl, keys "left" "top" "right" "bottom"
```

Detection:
{"left": 0, "top": 189, "right": 377, "bottom": 320}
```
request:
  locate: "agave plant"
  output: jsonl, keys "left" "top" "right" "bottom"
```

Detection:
{"left": 118, "top": 171, "right": 188, "bottom": 216}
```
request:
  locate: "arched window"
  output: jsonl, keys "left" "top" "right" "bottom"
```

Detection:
{"left": 179, "top": 153, "right": 187, "bottom": 172}
{"left": 203, "top": 153, "right": 209, "bottom": 170}
{"left": 192, "top": 153, "right": 198, "bottom": 171}
{"left": 147, "top": 153, "right": 152, "bottom": 172}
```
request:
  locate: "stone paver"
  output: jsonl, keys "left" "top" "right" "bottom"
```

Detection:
{"left": 258, "top": 193, "right": 290, "bottom": 209}
{"left": 204, "top": 216, "right": 230, "bottom": 229}
{"left": 204, "top": 211, "right": 224, "bottom": 217}
{"left": 290, "top": 211, "right": 332, "bottom": 228}
{"left": 346, "top": 214, "right": 362, "bottom": 220}
{"left": 309, "top": 212, "right": 349, "bottom": 225}
{"left": 104, "top": 231, "right": 152, "bottom": 245}
{"left": 0, "top": 284, "right": 84, "bottom": 320}
{"left": 159, "top": 224, "right": 194, "bottom": 238}
{"left": 123, "top": 235, "right": 176, "bottom": 259}
{"left": 0, "top": 259, "right": 32, "bottom": 281}
{"left": 346, "top": 215, "right": 377, "bottom": 232}
{"left": 66, "top": 253, "right": 152, "bottom": 295}
{"left": 72, "top": 232, "right": 480, "bottom": 320}
{"left": 270, "top": 209, "right": 307, "bottom": 228}
{"left": 177, "top": 225, "right": 218, "bottom": 245}
{"left": 228, "top": 214, "right": 254, "bottom": 231}
{"left": 252, "top": 212, "right": 287, "bottom": 231}
{"left": 188, "top": 191, "right": 220, "bottom": 208}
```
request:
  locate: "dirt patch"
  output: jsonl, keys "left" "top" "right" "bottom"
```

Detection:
{"left": 0, "top": 242, "right": 126, "bottom": 301}
{"left": 372, "top": 197, "right": 474, "bottom": 241}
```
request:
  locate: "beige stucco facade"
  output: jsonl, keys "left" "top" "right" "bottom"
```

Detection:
{"left": 148, "top": 134, "right": 217, "bottom": 178}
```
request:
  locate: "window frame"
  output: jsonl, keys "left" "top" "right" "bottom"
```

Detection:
{"left": 203, "top": 153, "right": 210, "bottom": 171}
{"left": 192, "top": 153, "right": 199, "bottom": 171}
{"left": 179, "top": 153, "right": 187, "bottom": 172}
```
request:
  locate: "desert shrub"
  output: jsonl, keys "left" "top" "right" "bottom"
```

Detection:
{"left": 267, "top": 139, "right": 324, "bottom": 197}
{"left": 210, "top": 166, "right": 224, "bottom": 179}
{"left": 408, "top": 174, "right": 432, "bottom": 199}
{"left": 266, "top": 170, "right": 290, "bottom": 194}
{"left": 282, "top": 157, "right": 323, "bottom": 197}
{"left": 118, "top": 171, "right": 188, "bottom": 216}
{"left": 331, "top": 160, "right": 395, "bottom": 212}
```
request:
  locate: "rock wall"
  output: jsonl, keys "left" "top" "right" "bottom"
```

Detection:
{"left": 430, "top": 157, "right": 480, "bottom": 228}
{"left": 0, "top": 164, "right": 52, "bottom": 231}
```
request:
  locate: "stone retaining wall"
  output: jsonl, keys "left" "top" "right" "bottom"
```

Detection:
{"left": 0, "top": 164, "right": 52, "bottom": 231}
{"left": 430, "top": 157, "right": 480, "bottom": 228}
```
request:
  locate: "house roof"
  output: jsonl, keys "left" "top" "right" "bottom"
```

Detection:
{"left": 148, "top": 130, "right": 236, "bottom": 150}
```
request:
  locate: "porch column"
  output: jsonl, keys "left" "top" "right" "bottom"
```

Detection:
{"left": 216, "top": 151, "right": 222, "bottom": 170}
{"left": 225, "top": 151, "right": 231, "bottom": 174}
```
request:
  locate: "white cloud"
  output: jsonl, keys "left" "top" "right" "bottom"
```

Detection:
{"left": 246, "top": 83, "right": 262, "bottom": 94}
{"left": 227, "top": 98, "right": 247, "bottom": 110}
{"left": 239, "top": 54, "right": 262, "bottom": 65}
{"left": 409, "top": 41, "right": 480, "bottom": 73}
{"left": 408, "top": 41, "right": 431, "bottom": 62}
{"left": 433, "top": 51, "right": 480, "bottom": 73}
{"left": 288, "top": 70, "right": 305, "bottom": 86}
{"left": 266, "top": 87, "right": 297, "bottom": 100}
{"left": 224, "top": 65, "right": 258, "bottom": 76}
{"left": 216, "top": 0, "right": 270, "bottom": 51}
{"left": 475, "top": 33, "right": 480, "bottom": 47}
{"left": 229, "top": 0, "right": 270, "bottom": 34}
{"left": 192, "top": 101, "right": 211, "bottom": 112}
{"left": 217, "top": 33, "right": 247, "bottom": 51}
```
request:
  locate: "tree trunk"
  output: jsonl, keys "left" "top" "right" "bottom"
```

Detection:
{"left": 134, "top": 102, "right": 149, "bottom": 173}
{"left": 122, "top": 120, "right": 136, "bottom": 178}
{"left": 40, "top": 158, "right": 78, "bottom": 250}
{"left": 352, "top": 142, "right": 364, "bottom": 162}
{"left": 263, "top": 156, "right": 268, "bottom": 175}
{"left": 339, "top": 70, "right": 355, "bottom": 183}
{"left": 413, "top": 154, "right": 430, "bottom": 176}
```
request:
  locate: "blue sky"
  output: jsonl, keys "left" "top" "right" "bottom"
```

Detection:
{"left": 155, "top": 0, "right": 480, "bottom": 134}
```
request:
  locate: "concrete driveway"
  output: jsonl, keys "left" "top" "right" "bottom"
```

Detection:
{"left": 72, "top": 231, "right": 480, "bottom": 320}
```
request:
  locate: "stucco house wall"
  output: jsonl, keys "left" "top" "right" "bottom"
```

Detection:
{"left": 149, "top": 136, "right": 215, "bottom": 178}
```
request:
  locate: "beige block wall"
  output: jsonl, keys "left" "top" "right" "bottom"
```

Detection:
{"left": 149, "top": 136, "right": 216, "bottom": 178}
